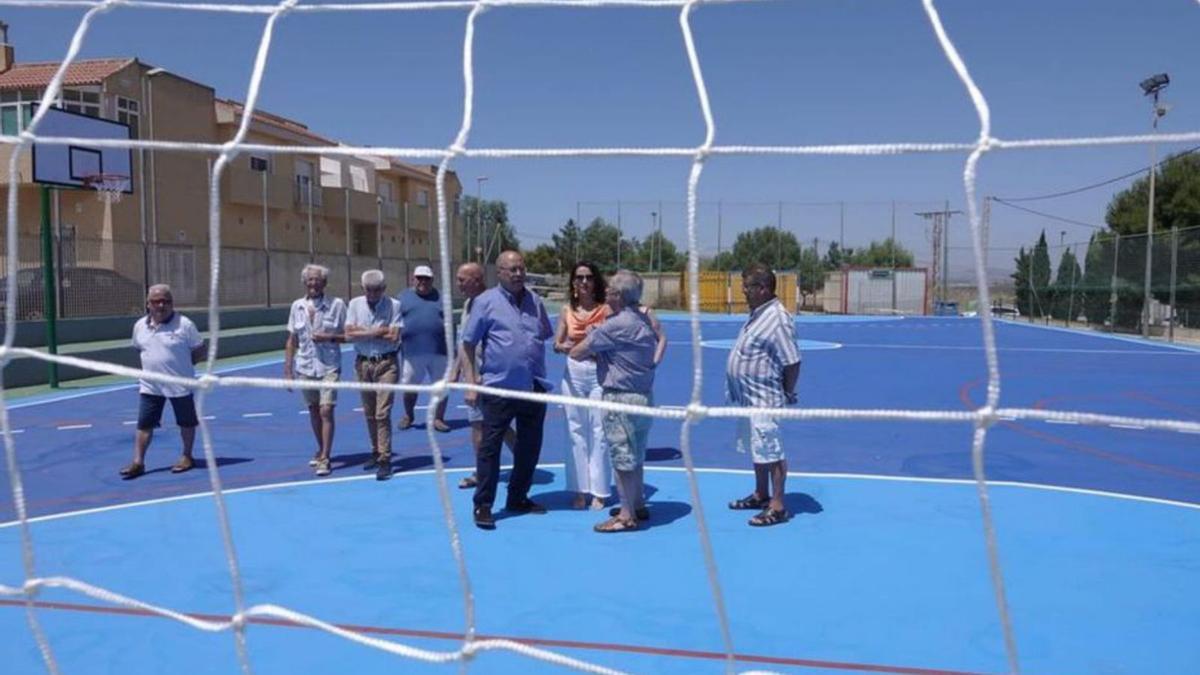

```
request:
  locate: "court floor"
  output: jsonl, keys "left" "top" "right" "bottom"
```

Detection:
{"left": 3, "top": 316, "right": 1198, "bottom": 673}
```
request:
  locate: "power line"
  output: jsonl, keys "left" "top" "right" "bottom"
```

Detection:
{"left": 996, "top": 145, "right": 1199, "bottom": 203}
{"left": 991, "top": 198, "right": 1106, "bottom": 230}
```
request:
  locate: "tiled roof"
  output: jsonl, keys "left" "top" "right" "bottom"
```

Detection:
{"left": 0, "top": 58, "right": 135, "bottom": 90}
{"left": 219, "top": 99, "right": 338, "bottom": 146}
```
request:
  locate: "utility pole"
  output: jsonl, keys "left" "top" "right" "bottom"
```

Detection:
{"left": 915, "top": 207, "right": 961, "bottom": 310}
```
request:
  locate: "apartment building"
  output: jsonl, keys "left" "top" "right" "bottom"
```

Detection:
{"left": 0, "top": 22, "right": 463, "bottom": 316}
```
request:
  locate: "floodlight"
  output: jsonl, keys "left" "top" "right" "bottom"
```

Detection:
{"left": 1139, "top": 73, "right": 1169, "bottom": 96}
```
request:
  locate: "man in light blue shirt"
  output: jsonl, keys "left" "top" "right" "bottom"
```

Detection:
{"left": 345, "top": 269, "right": 401, "bottom": 481}
{"left": 284, "top": 263, "right": 347, "bottom": 477}
{"left": 570, "top": 270, "right": 659, "bottom": 533}
{"left": 461, "top": 251, "right": 554, "bottom": 529}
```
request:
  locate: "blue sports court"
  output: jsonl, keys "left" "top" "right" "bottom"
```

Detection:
{"left": 2, "top": 315, "right": 1198, "bottom": 674}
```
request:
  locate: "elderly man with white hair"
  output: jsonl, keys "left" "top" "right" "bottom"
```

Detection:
{"left": 120, "top": 284, "right": 206, "bottom": 479}
{"left": 284, "top": 263, "right": 347, "bottom": 477}
{"left": 344, "top": 269, "right": 402, "bottom": 481}
{"left": 569, "top": 270, "right": 660, "bottom": 533}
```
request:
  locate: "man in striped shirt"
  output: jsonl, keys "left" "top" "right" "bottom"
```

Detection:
{"left": 726, "top": 264, "right": 801, "bottom": 527}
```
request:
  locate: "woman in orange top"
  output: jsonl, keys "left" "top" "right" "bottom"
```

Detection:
{"left": 553, "top": 262, "right": 612, "bottom": 509}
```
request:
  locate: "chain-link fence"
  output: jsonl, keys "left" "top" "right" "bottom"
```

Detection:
{"left": 1, "top": 234, "right": 447, "bottom": 321}
{"left": 1012, "top": 226, "right": 1200, "bottom": 337}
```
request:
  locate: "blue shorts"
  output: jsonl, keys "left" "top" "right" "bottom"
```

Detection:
{"left": 137, "top": 393, "right": 199, "bottom": 431}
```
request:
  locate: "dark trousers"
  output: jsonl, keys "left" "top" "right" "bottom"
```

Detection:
{"left": 474, "top": 385, "right": 547, "bottom": 508}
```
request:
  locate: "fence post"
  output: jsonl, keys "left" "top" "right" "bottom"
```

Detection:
{"left": 1107, "top": 233, "right": 1121, "bottom": 332}
{"left": 1168, "top": 227, "right": 1178, "bottom": 342}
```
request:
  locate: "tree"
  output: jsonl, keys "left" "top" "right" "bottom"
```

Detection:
{"left": 461, "top": 196, "right": 519, "bottom": 264}
{"left": 633, "top": 230, "right": 685, "bottom": 272}
{"left": 1103, "top": 150, "right": 1200, "bottom": 327}
{"left": 1029, "top": 231, "right": 1052, "bottom": 318}
{"left": 846, "top": 238, "right": 915, "bottom": 268}
{"left": 523, "top": 244, "right": 561, "bottom": 274}
{"left": 823, "top": 241, "right": 849, "bottom": 270}
{"left": 797, "top": 246, "right": 824, "bottom": 309}
{"left": 1080, "top": 232, "right": 1112, "bottom": 325}
{"left": 1050, "top": 247, "right": 1083, "bottom": 321}
{"left": 726, "top": 227, "right": 803, "bottom": 271}
{"left": 551, "top": 218, "right": 583, "bottom": 265}
{"left": 1012, "top": 247, "right": 1032, "bottom": 316}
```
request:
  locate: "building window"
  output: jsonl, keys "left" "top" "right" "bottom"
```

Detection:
{"left": 0, "top": 89, "right": 37, "bottom": 135}
{"left": 116, "top": 96, "right": 140, "bottom": 139}
{"left": 416, "top": 189, "right": 429, "bottom": 207}
{"left": 249, "top": 154, "right": 271, "bottom": 173}
{"left": 61, "top": 88, "right": 101, "bottom": 118}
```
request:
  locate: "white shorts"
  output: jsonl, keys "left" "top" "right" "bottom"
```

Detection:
{"left": 736, "top": 413, "right": 785, "bottom": 464}
{"left": 400, "top": 352, "right": 449, "bottom": 385}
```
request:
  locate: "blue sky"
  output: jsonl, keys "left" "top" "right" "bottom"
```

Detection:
{"left": 7, "top": 0, "right": 1199, "bottom": 275}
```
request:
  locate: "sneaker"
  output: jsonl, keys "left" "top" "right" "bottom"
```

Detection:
{"left": 315, "top": 459, "right": 332, "bottom": 476}
{"left": 375, "top": 460, "right": 393, "bottom": 481}
{"left": 505, "top": 498, "right": 547, "bottom": 515}
{"left": 397, "top": 416, "right": 414, "bottom": 430}
{"left": 308, "top": 453, "right": 320, "bottom": 468}
{"left": 474, "top": 506, "right": 495, "bottom": 530}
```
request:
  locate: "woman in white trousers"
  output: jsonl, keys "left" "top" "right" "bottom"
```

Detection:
{"left": 554, "top": 262, "right": 612, "bottom": 510}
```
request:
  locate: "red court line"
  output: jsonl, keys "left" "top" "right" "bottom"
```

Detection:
{"left": 0, "top": 598, "right": 982, "bottom": 675}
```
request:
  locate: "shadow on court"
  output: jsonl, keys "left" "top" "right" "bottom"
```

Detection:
{"left": 784, "top": 492, "right": 824, "bottom": 516}
{"left": 646, "top": 447, "right": 683, "bottom": 462}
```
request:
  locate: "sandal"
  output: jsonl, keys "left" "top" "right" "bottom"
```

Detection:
{"left": 749, "top": 508, "right": 789, "bottom": 527}
{"left": 728, "top": 494, "right": 769, "bottom": 510}
{"left": 458, "top": 473, "right": 478, "bottom": 489}
{"left": 170, "top": 456, "right": 195, "bottom": 474}
{"left": 609, "top": 506, "right": 650, "bottom": 521}
{"left": 119, "top": 462, "right": 145, "bottom": 480}
{"left": 593, "top": 516, "right": 639, "bottom": 533}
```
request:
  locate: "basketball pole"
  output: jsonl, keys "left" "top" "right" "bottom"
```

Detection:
{"left": 39, "top": 185, "right": 59, "bottom": 388}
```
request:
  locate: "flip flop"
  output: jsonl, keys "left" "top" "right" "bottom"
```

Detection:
{"left": 170, "top": 456, "right": 194, "bottom": 473}
{"left": 609, "top": 506, "right": 650, "bottom": 521}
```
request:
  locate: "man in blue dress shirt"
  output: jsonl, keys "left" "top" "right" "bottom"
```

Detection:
{"left": 460, "top": 251, "right": 554, "bottom": 530}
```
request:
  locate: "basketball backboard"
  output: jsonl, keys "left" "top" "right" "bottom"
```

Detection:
{"left": 31, "top": 107, "right": 133, "bottom": 194}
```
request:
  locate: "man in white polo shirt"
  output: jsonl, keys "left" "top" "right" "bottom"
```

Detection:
{"left": 344, "top": 269, "right": 401, "bottom": 481}
{"left": 120, "top": 284, "right": 206, "bottom": 480}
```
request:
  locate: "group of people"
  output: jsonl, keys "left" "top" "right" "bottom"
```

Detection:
{"left": 121, "top": 252, "right": 801, "bottom": 531}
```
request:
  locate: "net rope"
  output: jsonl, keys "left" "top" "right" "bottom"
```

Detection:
{"left": 2, "top": 1, "right": 1199, "bottom": 673}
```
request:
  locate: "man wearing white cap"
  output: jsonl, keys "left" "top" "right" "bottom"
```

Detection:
{"left": 397, "top": 265, "right": 450, "bottom": 432}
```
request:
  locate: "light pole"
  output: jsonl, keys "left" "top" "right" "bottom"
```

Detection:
{"left": 1139, "top": 72, "right": 1169, "bottom": 338}
{"left": 476, "top": 176, "right": 488, "bottom": 264}
{"left": 650, "top": 211, "right": 657, "bottom": 273}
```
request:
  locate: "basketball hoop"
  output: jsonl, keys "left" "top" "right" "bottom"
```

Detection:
{"left": 81, "top": 173, "right": 130, "bottom": 204}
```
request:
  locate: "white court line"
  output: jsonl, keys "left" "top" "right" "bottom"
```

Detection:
{"left": 242, "top": 413, "right": 272, "bottom": 418}
{"left": 838, "top": 343, "right": 1194, "bottom": 355}
{"left": 8, "top": 429, "right": 23, "bottom": 434}
{"left": 353, "top": 407, "right": 364, "bottom": 412}
{"left": 122, "top": 421, "right": 137, "bottom": 426}
{"left": 4, "top": 465, "right": 1197, "bottom": 531}
{"left": 56, "top": 424, "right": 92, "bottom": 431}
{"left": 1044, "top": 419, "right": 1078, "bottom": 425}
{"left": 1181, "top": 428, "right": 1200, "bottom": 435}
{"left": 202, "top": 415, "right": 216, "bottom": 421}
{"left": 1110, "top": 424, "right": 1147, "bottom": 430}
{"left": 997, "top": 416, "right": 1018, "bottom": 421}
{"left": 298, "top": 410, "right": 309, "bottom": 415}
